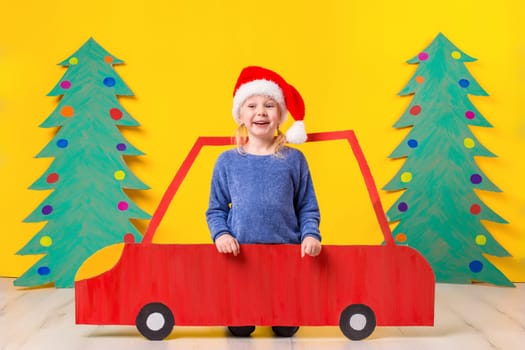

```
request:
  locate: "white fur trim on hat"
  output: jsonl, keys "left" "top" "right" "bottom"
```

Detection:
{"left": 285, "top": 120, "right": 307, "bottom": 144}
{"left": 232, "top": 79, "right": 288, "bottom": 124}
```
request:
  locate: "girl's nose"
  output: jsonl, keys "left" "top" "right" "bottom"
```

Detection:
{"left": 256, "top": 107, "right": 267, "bottom": 116}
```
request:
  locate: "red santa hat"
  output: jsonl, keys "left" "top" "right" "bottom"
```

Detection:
{"left": 232, "top": 66, "right": 307, "bottom": 144}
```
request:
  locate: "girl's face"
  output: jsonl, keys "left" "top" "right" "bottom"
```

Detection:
{"left": 239, "top": 95, "right": 281, "bottom": 141}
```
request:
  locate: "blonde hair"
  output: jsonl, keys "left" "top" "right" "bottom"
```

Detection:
{"left": 234, "top": 124, "right": 286, "bottom": 157}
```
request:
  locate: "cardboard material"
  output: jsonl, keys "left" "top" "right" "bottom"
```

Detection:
{"left": 14, "top": 38, "right": 150, "bottom": 288}
{"left": 75, "top": 131, "right": 435, "bottom": 340}
{"left": 384, "top": 33, "right": 513, "bottom": 287}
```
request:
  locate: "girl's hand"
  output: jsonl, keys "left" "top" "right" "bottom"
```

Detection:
{"left": 301, "top": 236, "right": 322, "bottom": 257}
{"left": 215, "top": 234, "right": 240, "bottom": 256}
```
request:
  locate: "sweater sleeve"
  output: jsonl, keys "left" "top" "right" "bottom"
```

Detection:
{"left": 294, "top": 152, "right": 321, "bottom": 242}
{"left": 205, "top": 155, "right": 232, "bottom": 242}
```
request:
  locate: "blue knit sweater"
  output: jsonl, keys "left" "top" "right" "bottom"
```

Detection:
{"left": 206, "top": 146, "right": 321, "bottom": 244}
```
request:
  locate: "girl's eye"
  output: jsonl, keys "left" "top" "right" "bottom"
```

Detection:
{"left": 265, "top": 104, "right": 275, "bottom": 108}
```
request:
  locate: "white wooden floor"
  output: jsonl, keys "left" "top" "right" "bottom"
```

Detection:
{"left": 0, "top": 278, "right": 523, "bottom": 350}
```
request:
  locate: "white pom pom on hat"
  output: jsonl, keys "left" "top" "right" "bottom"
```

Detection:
{"left": 232, "top": 66, "right": 307, "bottom": 144}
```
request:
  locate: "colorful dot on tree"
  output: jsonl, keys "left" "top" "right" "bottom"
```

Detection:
{"left": 118, "top": 201, "right": 129, "bottom": 211}
{"left": 469, "top": 260, "right": 483, "bottom": 273}
{"left": 470, "top": 173, "right": 482, "bottom": 184}
{"left": 459, "top": 79, "right": 470, "bottom": 88}
{"left": 46, "top": 173, "right": 59, "bottom": 184}
{"left": 60, "top": 105, "right": 74, "bottom": 117}
{"left": 418, "top": 52, "right": 429, "bottom": 61}
{"left": 464, "top": 137, "right": 475, "bottom": 149}
{"left": 451, "top": 51, "right": 462, "bottom": 59}
{"left": 69, "top": 57, "right": 78, "bottom": 65}
{"left": 415, "top": 76, "right": 424, "bottom": 84}
{"left": 407, "top": 139, "right": 418, "bottom": 148}
{"left": 110, "top": 108, "right": 123, "bottom": 120}
{"left": 103, "top": 77, "right": 116, "bottom": 87}
{"left": 114, "top": 170, "right": 126, "bottom": 181}
{"left": 40, "top": 236, "right": 53, "bottom": 247}
{"left": 37, "top": 266, "right": 51, "bottom": 276}
{"left": 409, "top": 105, "right": 422, "bottom": 116}
{"left": 398, "top": 202, "right": 408, "bottom": 212}
{"left": 475, "top": 234, "right": 487, "bottom": 246}
{"left": 401, "top": 172, "right": 413, "bottom": 183}
{"left": 42, "top": 205, "right": 53, "bottom": 215}
{"left": 60, "top": 80, "right": 71, "bottom": 89}
{"left": 104, "top": 56, "right": 114, "bottom": 64}
{"left": 470, "top": 204, "right": 481, "bottom": 215}
{"left": 57, "top": 139, "right": 68, "bottom": 148}
{"left": 395, "top": 233, "right": 407, "bottom": 243}
{"left": 116, "top": 143, "right": 127, "bottom": 151}
{"left": 465, "top": 110, "right": 475, "bottom": 120}
{"left": 124, "top": 233, "right": 135, "bottom": 243}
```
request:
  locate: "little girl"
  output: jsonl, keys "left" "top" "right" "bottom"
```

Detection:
{"left": 206, "top": 66, "right": 321, "bottom": 257}
{"left": 205, "top": 66, "right": 321, "bottom": 337}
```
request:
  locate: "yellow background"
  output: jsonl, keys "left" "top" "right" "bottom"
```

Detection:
{"left": 1, "top": 0, "right": 524, "bottom": 281}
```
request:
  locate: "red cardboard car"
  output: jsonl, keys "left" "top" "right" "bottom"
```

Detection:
{"left": 75, "top": 131, "right": 435, "bottom": 341}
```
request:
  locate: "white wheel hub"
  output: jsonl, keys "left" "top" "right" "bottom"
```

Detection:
{"left": 146, "top": 312, "right": 166, "bottom": 331}
{"left": 349, "top": 313, "right": 367, "bottom": 331}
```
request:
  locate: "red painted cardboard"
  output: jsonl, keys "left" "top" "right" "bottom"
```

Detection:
{"left": 75, "top": 130, "right": 435, "bottom": 340}
{"left": 76, "top": 244, "right": 434, "bottom": 325}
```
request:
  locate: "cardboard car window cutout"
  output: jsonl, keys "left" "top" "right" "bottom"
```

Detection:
{"left": 75, "top": 130, "right": 435, "bottom": 341}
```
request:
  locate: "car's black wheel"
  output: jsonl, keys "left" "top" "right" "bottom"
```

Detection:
{"left": 339, "top": 304, "right": 376, "bottom": 340}
{"left": 272, "top": 326, "right": 299, "bottom": 337}
{"left": 135, "top": 302, "right": 174, "bottom": 340}
{"left": 228, "top": 326, "right": 256, "bottom": 337}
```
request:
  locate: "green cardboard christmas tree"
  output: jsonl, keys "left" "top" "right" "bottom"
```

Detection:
{"left": 384, "top": 33, "right": 513, "bottom": 286}
{"left": 15, "top": 38, "right": 150, "bottom": 288}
